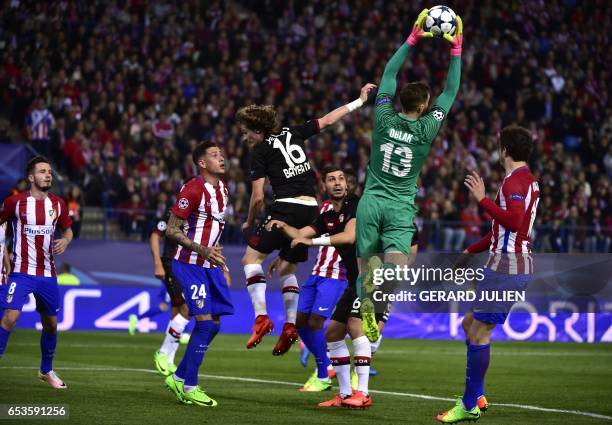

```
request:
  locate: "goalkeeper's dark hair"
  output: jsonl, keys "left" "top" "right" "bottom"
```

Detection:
{"left": 399, "top": 82, "right": 430, "bottom": 113}
{"left": 192, "top": 141, "right": 218, "bottom": 165}
{"left": 321, "top": 165, "right": 343, "bottom": 181}
{"left": 500, "top": 125, "right": 533, "bottom": 162}
{"left": 236, "top": 104, "right": 279, "bottom": 137}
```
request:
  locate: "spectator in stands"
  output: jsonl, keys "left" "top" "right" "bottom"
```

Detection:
{"left": 66, "top": 185, "right": 84, "bottom": 240}
{"left": 442, "top": 197, "right": 466, "bottom": 252}
{"left": 8, "top": 178, "right": 27, "bottom": 197}
{"left": 0, "top": 0, "right": 608, "bottom": 252}
{"left": 25, "top": 98, "right": 55, "bottom": 160}
{"left": 119, "top": 193, "right": 147, "bottom": 240}
{"left": 460, "top": 202, "right": 484, "bottom": 248}
{"left": 100, "top": 161, "right": 124, "bottom": 209}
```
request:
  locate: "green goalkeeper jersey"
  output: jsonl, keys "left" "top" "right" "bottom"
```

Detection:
{"left": 363, "top": 43, "right": 461, "bottom": 204}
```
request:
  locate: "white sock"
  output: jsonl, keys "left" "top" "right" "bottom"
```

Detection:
{"left": 280, "top": 274, "right": 299, "bottom": 324}
{"left": 371, "top": 335, "right": 382, "bottom": 355}
{"left": 160, "top": 314, "right": 190, "bottom": 364}
{"left": 352, "top": 336, "right": 371, "bottom": 395}
{"left": 184, "top": 385, "right": 196, "bottom": 393}
{"left": 245, "top": 264, "right": 267, "bottom": 317}
{"left": 328, "top": 339, "right": 351, "bottom": 397}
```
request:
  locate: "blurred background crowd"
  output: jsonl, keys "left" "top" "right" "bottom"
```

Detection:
{"left": 0, "top": 0, "right": 610, "bottom": 252}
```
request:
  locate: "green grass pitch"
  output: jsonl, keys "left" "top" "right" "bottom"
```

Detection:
{"left": 1, "top": 330, "right": 611, "bottom": 424}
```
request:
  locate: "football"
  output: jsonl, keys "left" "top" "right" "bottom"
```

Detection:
{"left": 424, "top": 5, "right": 457, "bottom": 37}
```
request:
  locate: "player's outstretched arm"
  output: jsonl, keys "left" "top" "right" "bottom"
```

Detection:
{"left": 378, "top": 9, "right": 430, "bottom": 98}
{"left": 166, "top": 213, "right": 226, "bottom": 268}
{"left": 317, "top": 83, "right": 376, "bottom": 130}
{"left": 242, "top": 177, "right": 265, "bottom": 236}
{"left": 267, "top": 219, "right": 317, "bottom": 240}
{"left": 433, "top": 15, "right": 463, "bottom": 114}
{"left": 327, "top": 217, "right": 356, "bottom": 246}
{"left": 290, "top": 218, "right": 356, "bottom": 248}
{"left": 149, "top": 231, "right": 165, "bottom": 280}
{"left": 464, "top": 171, "right": 525, "bottom": 232}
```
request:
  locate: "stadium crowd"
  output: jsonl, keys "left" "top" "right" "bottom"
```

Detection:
{"left": 0, "top": 0, "right": 610, "bottom": 252}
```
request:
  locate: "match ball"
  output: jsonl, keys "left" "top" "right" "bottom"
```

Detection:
{"left": 424, "top": 6, "right": 457, "bottom": 37}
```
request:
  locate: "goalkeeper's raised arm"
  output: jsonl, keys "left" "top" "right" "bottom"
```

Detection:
{"left": 433, "top": 16, "right": 463, "bottom": 114}
{"left": 375, "top": 10, "right": 463, "bottom": 131}
{"left": 377, "top": 9, "right": 431, "bottom": 99}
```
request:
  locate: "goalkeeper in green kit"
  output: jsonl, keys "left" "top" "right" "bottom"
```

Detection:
{"left": 357, "top": 9, "right": 463, "bottom": 341}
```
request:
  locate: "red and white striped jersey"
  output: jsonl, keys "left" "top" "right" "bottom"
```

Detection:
{"left": 0, "top": 192, "right": 72, "bottom": 278}
{"left": 172, "top": 176, "right": 228, "bottom": 267}
{"left": 310, "top": 195, "right": 359, "bottom": 282}
{"left": 26, "top": 108, "right": 55, "bottom": 141}
{"left": 311, "top": 200, "right": 345, "bottom": 280}
{"left": 468, "top": 166, "right": 540, "bottom": 274}
{"left": 0, "top": 222, "right": 7, "bottom": 284}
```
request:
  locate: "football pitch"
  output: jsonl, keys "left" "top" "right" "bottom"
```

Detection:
{"left": 1, "top": 330, "right": 611, "bottom": 425}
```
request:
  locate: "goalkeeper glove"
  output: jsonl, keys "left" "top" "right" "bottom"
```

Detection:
{"left": 443, "top": 15, "right": 464, "bottom": 56}
{"left": 406, "top": 9, "right": 433, "bottom": 47}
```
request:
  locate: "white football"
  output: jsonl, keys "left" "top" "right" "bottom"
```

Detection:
{"left": 424, "top": 5, "right": 457, "bottom": 37}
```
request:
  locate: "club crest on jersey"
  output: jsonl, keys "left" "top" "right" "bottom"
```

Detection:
{"left": 196, "top": 299, "right": 204, "bottom": 309}
{"left": 178, "top": 198, "right": 189, "bottom": 209}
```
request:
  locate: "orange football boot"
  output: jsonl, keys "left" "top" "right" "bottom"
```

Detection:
{"left": 272, "top": 322, "right": 298, "bottom": 355}
{"left": 477, "top": 395, "right": 489, "bottom": 412}
{"left": 246, "top": 315, "right": 274, "bottom": 349}
{"left": 318, "top": 393, "right": 348, "bottom": 407}
{"left": 341, "top": 391, "right": 372, "bottom": 408}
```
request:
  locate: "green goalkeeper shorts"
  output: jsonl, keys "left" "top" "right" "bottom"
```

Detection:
{"left": 356, "top": 193, "right": 417, "bottom": 257}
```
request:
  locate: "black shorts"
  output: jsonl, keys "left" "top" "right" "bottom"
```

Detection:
{"left": 162, "top": 258, "right": 185, "bottom": 307}
{"left": 331, "top": 285, "right": 391, "bottom": 325}
{"left": 247, "top": 201, "right": 318, "bottom": 263}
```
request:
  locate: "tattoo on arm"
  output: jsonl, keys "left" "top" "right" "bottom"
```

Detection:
{"left": 166, "top": 214, "right": 211, "bottom": 258}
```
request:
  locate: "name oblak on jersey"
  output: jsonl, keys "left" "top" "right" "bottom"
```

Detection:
{"left": 389, "top": 128, "right": 414, "bottom": 143}
{"left": 283, "top": 161, "right": 311, "bottom": 179}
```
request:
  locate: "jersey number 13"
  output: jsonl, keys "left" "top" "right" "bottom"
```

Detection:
{"left": 380, "top": 143, "right": 412, "bottom": 177}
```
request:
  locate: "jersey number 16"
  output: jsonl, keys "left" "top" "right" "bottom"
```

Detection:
{"left": 273, "top": 133, "right": 306, "bottom": 168}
